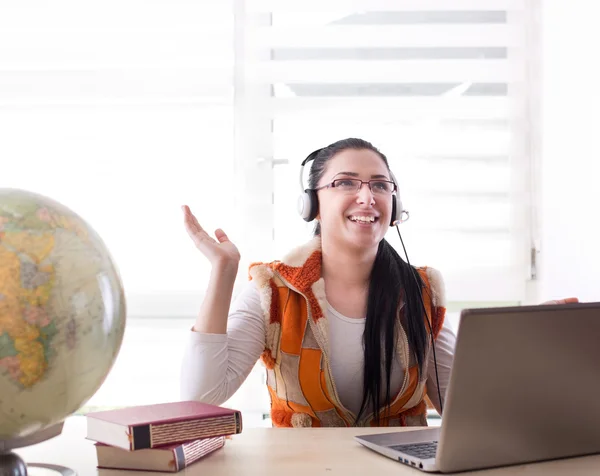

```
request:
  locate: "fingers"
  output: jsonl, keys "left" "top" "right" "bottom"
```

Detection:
{"left": 182, "top": 205, "right": 204, "bottom": 233}
{"left": 182, "top": 205, "right": 201, "bottom": 230}
{"left": 214, "top": 228, "right": 229, "bottom": 243}
{"left": 542, "top": 297, "right": 579, "bottom": 305}
{"left": 557, "top": 297, "right": 579, "bottom": 304}
{"left": 181, "top": 206, "right": 231, "bottom": 249}
{"left": 180, "top": 205, "right": 240, "bottom": 264}
{"left": 181, "top": 205, "right": 215, "bottom": 244}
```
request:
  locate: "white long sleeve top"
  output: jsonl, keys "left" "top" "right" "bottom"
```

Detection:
{"left": 181, "top": 280, "right": 456, "bottom": 416}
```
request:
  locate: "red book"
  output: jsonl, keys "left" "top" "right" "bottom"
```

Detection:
{"left": 95, "top": 436, "right": 225, "bottom": 472}
{"left": 86, "top": 401, "right": 242, "bottom": 451}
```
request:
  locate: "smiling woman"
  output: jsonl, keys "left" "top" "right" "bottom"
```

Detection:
{"left": 180, "top": 137, "right": 455, "bottom": 428}
{"left": 308, "top": 144, "right": 396, "bottom": 250}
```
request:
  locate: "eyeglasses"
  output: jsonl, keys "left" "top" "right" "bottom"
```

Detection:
{"left": 314, "top": 178, "right": 397, "bottom": 195}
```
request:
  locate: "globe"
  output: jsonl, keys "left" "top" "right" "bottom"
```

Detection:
{"left": 0, "top": 188, "right": 126, "bottom": 453}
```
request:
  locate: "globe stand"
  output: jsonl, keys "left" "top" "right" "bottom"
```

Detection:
{"left": 0, "top": 423, "right": 76, "bottom": 476}
{"left": 0, "top": 451, "right": 27, "bottom": 476}
{"left": 0, "top": 455, "right": 76, "bottom": 476}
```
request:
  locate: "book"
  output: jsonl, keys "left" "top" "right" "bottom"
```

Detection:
{"left": 86, "top": 401, "right": 242, "bottom": 451}
{"left": 95, "top": 436, "right": 225, "bottom": 472}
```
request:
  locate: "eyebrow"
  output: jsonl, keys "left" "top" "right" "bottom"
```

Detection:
{"left": 333, "top": 171, "right": 390, "bottom": 180}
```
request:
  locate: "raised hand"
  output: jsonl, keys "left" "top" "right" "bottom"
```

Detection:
{"left": 182, "top": 205, "right": 240, "bottom": 268}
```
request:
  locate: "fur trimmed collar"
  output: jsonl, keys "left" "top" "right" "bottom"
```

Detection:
{"left": 279, "top": 236, "right": 322, "bottom": 267}
{"left": 270, "top": 236, "right": 323, "bottom": 293}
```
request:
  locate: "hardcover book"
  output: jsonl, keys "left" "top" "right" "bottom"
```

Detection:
{"left": 95, "top": 436, "right": 225, "bottom": 472}
{"left": 86, "top": 401, "right": 242, "bottom": 451}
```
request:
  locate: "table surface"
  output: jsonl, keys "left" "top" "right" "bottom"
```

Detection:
{"left": 13, "top": 417, "right": 600, "bottom": 475}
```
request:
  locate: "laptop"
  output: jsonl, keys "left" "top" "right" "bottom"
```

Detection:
{"left": 355, "top": 301, "right": 600, "bottom": 473}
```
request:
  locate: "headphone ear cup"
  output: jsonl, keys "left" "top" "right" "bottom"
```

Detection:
{"left": 388, "top": 168, "right": 404, "bottom": 226}
{"left": 390, "top": 192, "right": 404, "bottom": 226}
{"left": 298, "top": 189, "right": 318, "bottom": 222}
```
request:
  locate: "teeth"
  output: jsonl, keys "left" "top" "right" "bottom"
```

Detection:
{"left": 349, "top": 216, "right": 375, "bottom": 223}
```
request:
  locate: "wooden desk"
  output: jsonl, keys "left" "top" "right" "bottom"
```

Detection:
{"left": 14, "top": 417, "right": 600, "bottom": 475}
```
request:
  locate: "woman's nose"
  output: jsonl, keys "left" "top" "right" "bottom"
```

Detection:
{"left": 356, "top": 182, "right": 375, "bottom": 204}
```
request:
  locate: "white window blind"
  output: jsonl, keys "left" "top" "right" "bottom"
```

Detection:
{"left": 241, "top": 0, "right": 534, "bottom": 303}
{"left": 0, "top": 0, "right": 235, "bottom": 318}
{"left": 0, "top": 1, "right": 538, "bottom": 415}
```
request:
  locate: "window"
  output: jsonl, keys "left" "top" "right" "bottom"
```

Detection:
{"left": 235, "top": 0, "right": 535, "bottom": 422}
{"left": 1, "top": 0, "right": 235, "bottom": 318}
{"left": 1, "top": 0, "right": 537, "bottom": 424}
{"left": 252, "top": 1, "right": 534, "bottom": 306}
{"left": 1, "top": 0, "right": 237, "bottom": 411}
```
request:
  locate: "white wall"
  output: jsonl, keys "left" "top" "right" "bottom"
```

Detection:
{"left": 539, "top": 2, "right": 600, "bottom": 303}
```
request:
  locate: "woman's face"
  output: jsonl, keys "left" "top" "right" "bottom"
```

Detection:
{"left": 316, "top": 148, "right": 394, "bottom": 252}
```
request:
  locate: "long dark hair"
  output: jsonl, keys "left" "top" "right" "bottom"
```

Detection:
{"left": 307, "top": 138, "right": 427, "bottom": 424}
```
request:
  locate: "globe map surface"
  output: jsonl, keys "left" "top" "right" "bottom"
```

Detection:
{"left": 0, "top": 188, "right": 126, "bottom": 442}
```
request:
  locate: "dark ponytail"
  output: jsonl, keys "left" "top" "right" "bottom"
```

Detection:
{"left": 355, "top": 239, "right": 426, "bottom": 424}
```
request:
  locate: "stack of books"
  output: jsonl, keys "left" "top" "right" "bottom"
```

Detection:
{"left": 85, "top": 401, "right": 242, "bottom": 472}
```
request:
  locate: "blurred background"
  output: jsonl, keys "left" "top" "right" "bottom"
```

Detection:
{"left": 1, "top": 0, "right": 598, "bottom": 426}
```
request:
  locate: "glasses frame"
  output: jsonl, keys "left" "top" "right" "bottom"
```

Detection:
{"left": 314, "top": 178, "right": 397, "bottom": 195}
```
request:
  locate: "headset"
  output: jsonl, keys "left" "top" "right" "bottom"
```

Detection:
{"left": 296, "top": 147, "right": 444, "bottom": 415}
{"left": 297, "top": 148, "right": 409, "bottom": 226}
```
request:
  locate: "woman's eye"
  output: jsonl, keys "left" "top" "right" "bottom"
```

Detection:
{"left": 336, "top": 179, "right": 356, "bottom": 188}
{"left": 372, "top": 181, "right": 390, "bottom": 192}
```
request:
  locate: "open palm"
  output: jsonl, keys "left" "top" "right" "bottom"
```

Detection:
{"left": 182, "top": 205, "right": 240, "bottom": 266}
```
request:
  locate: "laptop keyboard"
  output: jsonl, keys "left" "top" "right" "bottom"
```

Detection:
{"left": 390, "top": 441, "right": 438, "bottom": 459}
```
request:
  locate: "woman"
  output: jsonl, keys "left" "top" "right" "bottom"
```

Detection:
{"left": 179, "top": 138, "right": 575, "bottom": 428}
{"left": 180, "top": 138, "right": 454, "bottom": 428}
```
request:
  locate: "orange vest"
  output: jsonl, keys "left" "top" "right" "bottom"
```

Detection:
{"left": 249, "top": 237, "right": 446, "bottom": 428}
